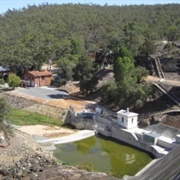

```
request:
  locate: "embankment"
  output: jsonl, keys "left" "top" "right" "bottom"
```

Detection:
{"left": 1, "top": 92, "right": 67, "bottom": 121}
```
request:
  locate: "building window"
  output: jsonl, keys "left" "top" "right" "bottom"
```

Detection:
{"left": 132, "top": 118, "right": 133, "bottom": 123}
{"left": 122, "top": 117, "right": 124, "bottom": 123}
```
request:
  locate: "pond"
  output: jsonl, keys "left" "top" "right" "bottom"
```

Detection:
{"left": 53, "top": 135, "right": 153, "bottom": 178}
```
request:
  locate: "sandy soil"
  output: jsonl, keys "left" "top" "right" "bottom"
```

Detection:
{"left": 60, "top": 81, "right": 80, "bottom": 94}
{"left": 46, "top": 98, "right": 96, "bottom": 112}
{"left": 18, "top": 125, "right": 76, "bottom": 138}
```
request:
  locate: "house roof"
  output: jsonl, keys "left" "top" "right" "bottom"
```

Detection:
{"left": 117, "top": 109, "right": 138, "bottom": 117}
{"left": 27, "top": 70, "right": 52, "bottom": 77}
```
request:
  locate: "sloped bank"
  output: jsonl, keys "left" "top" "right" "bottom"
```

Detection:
{"left": 0, "top": 129, "right": 118, "bottom": 180}
{"left": 1, "top": 92, "right": 67, "bottom": 121}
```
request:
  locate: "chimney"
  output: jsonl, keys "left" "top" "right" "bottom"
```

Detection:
{"left": 127, "top": 108, "right": 129, "bottom": 112}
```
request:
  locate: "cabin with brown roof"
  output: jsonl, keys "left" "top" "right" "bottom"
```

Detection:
{"left": 22, "top": 70, "right": 52, "bottom": 87}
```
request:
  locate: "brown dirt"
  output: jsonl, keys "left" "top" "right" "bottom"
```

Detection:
{"left": 161, "top": 113, "right": 180, "bottom": 129}
{"left": 46, "top": 98, "right": 96, "bottom": 112}
{"left": 17, "top": 125, "right": 76, "bottom": 138}
{"left": 60, "top": 81, "right": 80, "bottom": 94}
{"left": 43, "top": 132, "right": 72, "bottom": 138}
{"left": 8, "top": 86, "right": 96, "bottom": 112}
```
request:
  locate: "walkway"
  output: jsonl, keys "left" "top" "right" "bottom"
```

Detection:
{"left": 144, "top": 75, "right": 180, "bottom": 87}
{"left": 153, "top": 83, "right": 180, "bottom": 107}
{"left": 37, "top": 130, "right": 96, "bottom": 144}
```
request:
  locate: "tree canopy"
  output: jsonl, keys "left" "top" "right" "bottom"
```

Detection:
{"left": 0, "top": 3, "right": 179, "bottom": 109}
{"left": 0, "top": 4, "right": 179, "bottom": 73}
{"left": 73, "top": 54, "right": 98, "bottom": 95}
{"left": 102, "top": 46, "right": 151, "bottom": 109}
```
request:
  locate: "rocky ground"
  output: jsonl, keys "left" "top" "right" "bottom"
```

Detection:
{"left": 0, "top": 129, "right": 118, "bottom": 180}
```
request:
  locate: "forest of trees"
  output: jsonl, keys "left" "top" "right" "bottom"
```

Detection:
{"left": 0, "top": 4, "right": 179, "bottom": 71}
{"left": 0, "top": 3, "right": 179, "bottom": 108}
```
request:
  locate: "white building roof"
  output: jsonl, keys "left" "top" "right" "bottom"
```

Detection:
{"left": 117, "top": 109, "right": 138, "bottom": 117}
{"left": 0, "top": 66, "right": 10, "bottom": 72}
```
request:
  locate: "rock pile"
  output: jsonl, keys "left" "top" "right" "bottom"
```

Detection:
{"left": 0, "top": 153, "right": 59, "bottom": 179}
{"left": 0, "top": 153, "right": 118, "bottom": 180}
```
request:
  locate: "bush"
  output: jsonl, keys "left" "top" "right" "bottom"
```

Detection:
{"left": 77, "top": 163, "right": 94, "bottom": 172}
{"left": 8, "top": 73, "right": 21, "bottom": 89}
{"left": 51, "top": 76, "right": 66, "bottom": 87}
{"left": 0, "top": 78, "right": 5, "bottom": 85}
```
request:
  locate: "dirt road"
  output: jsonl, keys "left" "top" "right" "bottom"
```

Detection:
{"left": 144, "top": 76, "right": 180, "bottom": 86}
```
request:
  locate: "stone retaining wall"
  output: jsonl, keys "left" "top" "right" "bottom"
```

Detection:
{"left": 1, "top": 93, "right": 67, "bottom": 121}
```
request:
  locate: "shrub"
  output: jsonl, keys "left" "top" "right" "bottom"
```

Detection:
{"left": 8, "top": 73, "right": 21, "bottom": 89}
{"left": 0, "top": 78, "right": 5, "bottom": 85}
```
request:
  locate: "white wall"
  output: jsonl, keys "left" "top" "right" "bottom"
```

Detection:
{"left": 117, "top": 115, "right": 138, "bottom": 129}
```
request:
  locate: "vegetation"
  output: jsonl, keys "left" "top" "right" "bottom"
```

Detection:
{"left": 8, "top": 73, "right": 21, "bottom": 89}
{"left": 0, "top": 78, "right": 5, "bottom": 85}
{"left": 0, "top": 4, "right": 179, "bottom": 73}
{"left": 73, "top": 54, "right": 99, "bottom": 95}
{"left": 164, "top": 42, "right": 174, "bottom": 54}
{"left": 76, "top": 163, "right": 94, "bottom": 172}
{"left": 10, "top": 108, "right": 63, "bottom": 126}
{"left": 0, "top": 97, "right": 13, "bottom": 143}
{"left": 0, "top": 4, "right": 179, "bottom": 109}
{"left": 102, "top": 46, "right": 151, "bottom": 109}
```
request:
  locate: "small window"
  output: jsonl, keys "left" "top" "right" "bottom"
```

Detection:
{"left": 42, "top": 77, "right": 45, "bottom": 80}
{"left": 132, "top": 118, "right": 133, "bottom": 123}
{"left": 122, "top": 117, "right": 124, "bottom": 123}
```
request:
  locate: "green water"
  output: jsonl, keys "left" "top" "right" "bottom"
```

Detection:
{"left": 53, "top": 135, "right": 153, "bottom": 178}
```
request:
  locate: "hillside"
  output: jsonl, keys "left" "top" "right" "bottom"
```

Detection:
{"left": 60, "top": 45, "right": 180, "bottom": 128}
{"left": 0, "top": 3, "right": 179, "bottom": 129}
{"left": 0, "top": 4, "right": 180, "bottom": 72}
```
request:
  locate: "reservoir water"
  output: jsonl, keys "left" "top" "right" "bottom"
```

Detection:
{"left": 53, "top": 135, "right": 153, "bottom": 178}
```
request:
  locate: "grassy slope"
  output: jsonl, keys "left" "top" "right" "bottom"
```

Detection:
{"left": 10, "top": 108, "right": 63, "bottom": 126}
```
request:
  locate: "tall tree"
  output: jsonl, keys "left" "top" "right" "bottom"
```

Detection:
{"left": 123, "top": 22, "right": 143, "bottom": 56}
{"left": 102, "top": 46, "right": 151, "bottom": 109}
{"left": 166, "top": 25, "right": 180, "bottom": 41}
{"left": 73, "top": 54, "right": 98, "bottom": 95}
{"left": 137, "top": 29, "right": 156, "bottom": 65}
{"left": 114, "top": 56, "right": 135, "bottom": 84}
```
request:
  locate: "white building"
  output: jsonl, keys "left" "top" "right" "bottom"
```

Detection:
{"left": 117, "top": 108, "right": 138, "bottom": 129}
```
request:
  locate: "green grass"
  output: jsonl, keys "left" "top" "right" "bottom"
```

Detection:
{"left": 10, "top": 108, "right": 63, "bottom": 126}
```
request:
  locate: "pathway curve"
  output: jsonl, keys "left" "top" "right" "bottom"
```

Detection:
{"left": 36, "top": 130, "right": 96, "bottom": 144}
{"left": 144, "top": 75, "right": 180, "bottom": 87}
